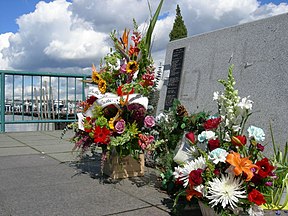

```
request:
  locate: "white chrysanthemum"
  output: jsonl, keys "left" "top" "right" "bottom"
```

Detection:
{"left": 179, "top": 156, "right": 207, "bottom": 188}
{"left": 206, "top": 174, "right": 246, "bottom": 209}
{"left": 173, "top": 166, "right": 182, "bottom": 179}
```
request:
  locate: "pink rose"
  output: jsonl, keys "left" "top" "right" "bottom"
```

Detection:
{"left": 144, "top": 115, "right": 155, "bottom": 128}
{"left": 115, "top": 119, "right": 125, "bottom": 134}
{"left": 138, "top": 134, "right": 154, "bottom": 150}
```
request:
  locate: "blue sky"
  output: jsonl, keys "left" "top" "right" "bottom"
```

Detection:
{"left": 0, "top": 0, "right": 50, "bottom": 34}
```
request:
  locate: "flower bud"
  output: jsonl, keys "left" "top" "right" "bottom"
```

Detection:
{"left": 231, "top": 135, "right": 247, "bottom": 147}
{"left": 185, "top": 132, "right": 196, "bottom": 144}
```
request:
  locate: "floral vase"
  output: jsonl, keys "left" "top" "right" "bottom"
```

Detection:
{"left": 103, "top": 153, "right": 144, "bottom": 179}
{"left": 198, "top": 201, "right": 250, "bottom": 216}
{"left": 198, "top": 201, "right": 218, "bottom": 216}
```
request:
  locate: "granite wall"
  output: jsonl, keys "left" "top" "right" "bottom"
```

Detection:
{"left": 158, "top": 13, "right": 288, "bottom": 155}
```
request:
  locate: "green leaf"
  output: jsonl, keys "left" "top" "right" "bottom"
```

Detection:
{"left": 145, "top": 0, "right": 164, "bottom": 54}
{"left": 181, "top": 123, "right": 186, "bottom": 129}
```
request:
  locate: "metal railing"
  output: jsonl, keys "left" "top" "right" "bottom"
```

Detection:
{"left": 0, "top": 70, "right": 90, "bottom": 133}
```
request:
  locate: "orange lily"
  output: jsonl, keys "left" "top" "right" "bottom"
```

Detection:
{"left": 186, "top": 185, "right": 202, "bottom": 201}
{"left": 226, "top": 151, "right": 259, "bottom": 181}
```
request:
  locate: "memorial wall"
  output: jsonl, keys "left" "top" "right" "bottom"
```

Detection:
{"left": 158, "top": 13, "right": 288, "bottom": 154}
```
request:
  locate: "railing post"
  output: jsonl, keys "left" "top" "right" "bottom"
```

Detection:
{"left": 0, "top": 72, "right": 5, "bottom": 132}
{"left": 82, "top": 77, "right": 86, "bottom": 101}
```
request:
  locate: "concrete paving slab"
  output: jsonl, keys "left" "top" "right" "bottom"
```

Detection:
{"left": 114, "top": 178, "right": 169, "bottom": 206}
{"left": 0, "top": 134, "right": 17, "bottom": 142}
{"left": 48, "top": 152, "right": 79, "bottom": 162}
{"left": 0, "top": 146, "right": 39, "bottom": 156}
{"left": 19, "top": 139, "right": 66, "bottom": 146}
{"left": 31, "top": 143, "right": 72, "bottom": 154}
{"left": 0, "top": 162, "right": 90, "bottom": 190}
{"left": 0, "top": 140, "right": 26, "bottom": 147}
{"left": 111, "top": 206, "right": 169, "bottom": 216}
{"left": 11, "top": 134, "right": 57, "bottom": 142}
{"left": 0, "top": 154, "right": 58, "bottom": 170}
{"left": 1, "top": 181, "right": 152, "bottom": 216}
{"left": 0, "top": 131, "right": 179, "bottom": 215}
{"left": 6, "top": 131, "right": 44, "bottom": 137}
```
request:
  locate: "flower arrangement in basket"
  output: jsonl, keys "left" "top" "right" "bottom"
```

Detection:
{"left": 171, "top": 65, "right": 278, "bottom": 216}
{"left": 69, "top": 0, "right": 164, "bottom": 178}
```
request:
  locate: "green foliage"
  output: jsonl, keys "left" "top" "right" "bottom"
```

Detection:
{"left": 265, "top": 124, "right": 288, "bottom": 209}
{"left": 109, "top": 122, "right": 140, "bottom": 156}
{"left": 145, "top": 0, "right": 164, "bottom": 54}
{"left": 95, "top": 116, "right": 108, "bottom": 128}
{"left": 169, "top": 5, "right": 188, "bottom": 41}
{"left": 218, "top": 64, "right": 239, "bottom": 106}
{"left": 92, "top": 105, "right": 104, "bottom": 118}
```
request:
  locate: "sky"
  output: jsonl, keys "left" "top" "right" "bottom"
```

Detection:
{"left": 0, "top": 0, "right": 288, "bottom": 74}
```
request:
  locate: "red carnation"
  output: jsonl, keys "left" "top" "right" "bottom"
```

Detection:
{"left": 231, "top": 135, "right": 247, "bottom": 147}
{"left": 208, "top": 139, "right": 220, "bottom": 151}
{"left": 188, "top": 169, "right": 203, "bottom": 186}
{"left": 185, "top": 132, "right": 196, "bottom": 144}
{"left": 204, "top": 117, "right": 221, "bottom": 130}
{"left": 256, "top": 158, "right": 275, "bottom": 178}
{"left": 248, "top": 189, "right": 266, "bottom": 205}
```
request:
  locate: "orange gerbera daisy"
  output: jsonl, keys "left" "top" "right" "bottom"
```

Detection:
{"left": 226, "top": 151, "right": 259, "bottom": 181}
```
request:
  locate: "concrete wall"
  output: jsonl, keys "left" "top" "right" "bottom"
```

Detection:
{"left": 158, "top": 13, "right": 288, "bottom": 154}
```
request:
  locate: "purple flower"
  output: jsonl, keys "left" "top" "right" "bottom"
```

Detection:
{"left": 127, "top": 104, "right": 146, "bottom": 123}
{"left": 115, "top": 119, "right": 125, "bottom": 134}
{"left": 265, "top": 182, "right": 273, "bottom": 186}
{"left": 120, "top": 64, "right": 127, "bottom": 73}
{"left": 144, "top": 115, "right": 155, "bottom": 128}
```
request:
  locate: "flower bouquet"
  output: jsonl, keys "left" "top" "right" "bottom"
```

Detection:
{"left": 70, "top": 0, "right": 164, "bottom": 179}
{"left": 171, "top": 65, "right": 277, "bottom": 215}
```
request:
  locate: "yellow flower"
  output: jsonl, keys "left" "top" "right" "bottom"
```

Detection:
{"left": 126, "top": 61, "right": 138, "bottom": 74}
{"left": 91, "top": 64, "right": 101, "bottom": 84}
{"left": 98, "top": 79, "right": 106, "bottom": 94}
{"left": 108, "top": 118, "right": 115, "bottom": 130}
{"left": 92, "top": 72, "right": 101, "bottom": 84}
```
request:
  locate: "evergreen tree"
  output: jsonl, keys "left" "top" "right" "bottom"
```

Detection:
{"left": 169, "top": 5, "right": 187, "bottom": 41}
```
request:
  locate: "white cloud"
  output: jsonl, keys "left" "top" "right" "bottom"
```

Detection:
{"left": 0, "top": 0, "right": 288, "bottom": 72}
{"left": 0, "top": 32, "right": 13, "bottom": 69}
{"left": 177, "top": 0, "right": 260, "bottom": 35}
{"left": 1, "top": 0, "right": 110, "bottom": 71}
{"left": 240, "top": 2, "right": 288, "bottom": 23}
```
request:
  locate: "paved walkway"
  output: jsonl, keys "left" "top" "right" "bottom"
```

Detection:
{"left": 0, "top": 130, "right": 201, "bottom": 216}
